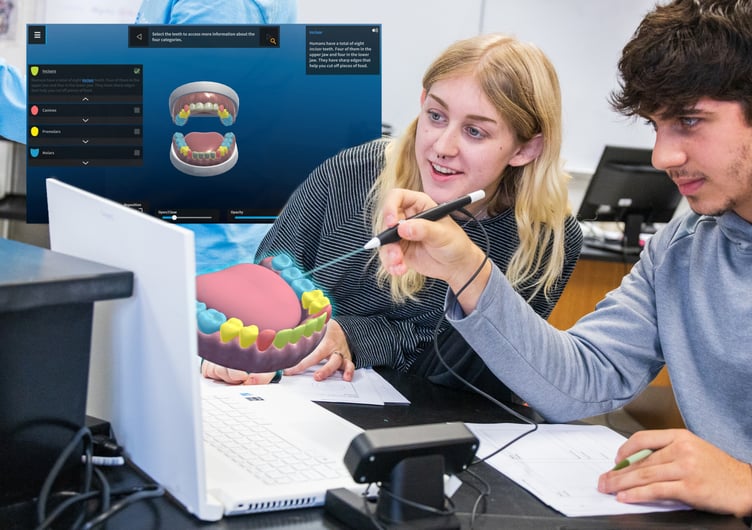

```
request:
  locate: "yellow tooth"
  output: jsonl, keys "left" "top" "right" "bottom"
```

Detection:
{"left": 308, "top": 296, "right": 330, "bottom": 315}
{"left": 239, "top": 324, "right": 259, "bottom": 348}
{"left": 220, "top": 317, "right": 243, "bottom": 342}
{"left": 301, "top": 290, "right": 324, "bottom": 310}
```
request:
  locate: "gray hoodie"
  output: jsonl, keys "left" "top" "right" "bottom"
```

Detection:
{"left": 447, "top": 210, "right": 752, "bottom": 462}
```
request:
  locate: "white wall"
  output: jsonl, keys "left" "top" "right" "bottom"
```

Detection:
{"left": 481, "top": 0, "right": 657, "bottom": 172}
{"left": 299, "top": 0, "right": 484, "bottom": 144}
{"left": 1, "top": 1, "right": 36, "bottom": 84}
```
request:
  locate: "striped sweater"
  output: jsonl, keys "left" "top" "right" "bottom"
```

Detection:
{"left": 256, "top": 138, "right": 583, "bottom": 371}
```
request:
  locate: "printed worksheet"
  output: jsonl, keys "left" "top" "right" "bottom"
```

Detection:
{"left": 467, "top": 423, "right": 690, "bottom": 517}
{"left": 279, "top": 367, "right": 410, "bottom": 406}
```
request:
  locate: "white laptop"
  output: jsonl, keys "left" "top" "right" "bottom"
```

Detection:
{"left": 46, "top": 178, "right": 365, "bottom": 521}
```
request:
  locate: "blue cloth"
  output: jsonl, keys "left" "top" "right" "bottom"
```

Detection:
{"left": 181, "top": 223, "right": 272, "bottom": 275}
{"left": 0, "top": 58, "right": 26, "bottom": 144}
{"left": 135, "top": 0, "right": 297, "bottom": 24}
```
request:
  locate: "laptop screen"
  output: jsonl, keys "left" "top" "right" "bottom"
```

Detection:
{"left": 26, "top": 23, "right": 382, "bottom": 224}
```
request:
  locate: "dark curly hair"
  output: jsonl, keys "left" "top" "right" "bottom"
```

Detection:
{"left": 611, "top": 0, "right": 752, "bottom": 124}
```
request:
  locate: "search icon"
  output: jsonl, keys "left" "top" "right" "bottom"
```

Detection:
{"left": 260, "top": 27, "right": 280, "bottom": 47}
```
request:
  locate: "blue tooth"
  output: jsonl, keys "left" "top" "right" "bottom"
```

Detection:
{"left": 291, "top": 278, "right": 316, "bottom": 298}
{"left": 280, "top": 267, "right": 302, "bottom": 284}
{"left": 271, "top": 254, "right": 294, "bottom": 271}
{"left": 197, "top": 307, "right": 227, "bottom": 334}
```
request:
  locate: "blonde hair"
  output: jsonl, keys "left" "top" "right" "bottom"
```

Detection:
{"left": 370, "top": 34, "right": 572, "bottom": 303}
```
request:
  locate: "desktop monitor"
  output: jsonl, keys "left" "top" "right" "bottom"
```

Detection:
{"left": 25, "top": 23, "right": 382, "bottom": 224}
{"left": 577, "top": 145, "right": 682, "bottom": 248}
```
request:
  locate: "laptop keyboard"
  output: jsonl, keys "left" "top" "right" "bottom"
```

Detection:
{"left": 202, "top": 393, "right": 350, "bottom": 486}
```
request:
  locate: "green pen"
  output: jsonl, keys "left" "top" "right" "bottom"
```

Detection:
{"left": 612, "top": 448, "right": 654, "bottom": 470}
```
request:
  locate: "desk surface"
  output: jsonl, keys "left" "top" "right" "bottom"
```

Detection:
{"left": 2, "top": 370, "right": 746, "bottom": 529}
{"left": 580, "top": 240, "right": 641, "bottom": 264}
{"left": 0, "top": 236, "right": 133, "bottom": 311}
{"left": 0, "top": 194, "right": 26, "bottom": 221}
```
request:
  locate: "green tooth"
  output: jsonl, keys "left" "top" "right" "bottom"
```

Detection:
{"left": 273, "top": 329, "right": 293, "bottom": 349}
{"left": 302, "top": 318, "right": 318, "bottom": 337}
{"left": 289, "top": 325, "right": 304, "bottom": 343}
{"left": 312, "top": 313, "right": 327, "bottom": 332}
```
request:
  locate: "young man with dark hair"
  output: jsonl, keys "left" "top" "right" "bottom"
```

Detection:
{"left": 378, "top": 0, "right": 752, "bottom": 518}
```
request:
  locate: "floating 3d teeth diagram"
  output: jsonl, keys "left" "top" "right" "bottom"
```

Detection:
{"left": 196, "top": 255, "right": 332, "bottom": 373}
{"left": 169, "top": 81, "right": 239, "bottom": 176}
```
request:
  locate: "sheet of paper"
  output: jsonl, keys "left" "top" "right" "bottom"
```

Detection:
{"left": 362, "top": 368, "right": 411, "bottom": 405}
{"left": 467, "top": 422, "right": 690, "bottom": 517}
{"left": 278, "top": 367, "right": 410, "bottom": 406}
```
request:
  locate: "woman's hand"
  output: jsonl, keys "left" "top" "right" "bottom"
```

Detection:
{"left": 598, "top": 428, "right": 752, "bottom": 517}
{"left": 200, "top": 360, "right": 277, "bottom": 385}
{"left": 283, "top": 319, "right": 355, "bottom": 382}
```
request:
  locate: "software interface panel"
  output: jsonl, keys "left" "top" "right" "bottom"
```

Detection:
{"left": 26, "top": 23, "right": 382, "bottom": 223}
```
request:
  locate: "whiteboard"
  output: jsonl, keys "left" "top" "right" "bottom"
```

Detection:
{"left": 482, "top": 0, "right": 657, "bottom": 172}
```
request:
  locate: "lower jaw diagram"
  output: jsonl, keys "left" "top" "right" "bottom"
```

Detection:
{"left": 169, "top": 81, "right": 240, "bottom": 177}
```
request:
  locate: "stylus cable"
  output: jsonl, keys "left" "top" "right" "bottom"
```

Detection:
{"left": 427, "top": 208, "right": 540, "bottom": 528}
{"left": 431, "top": 207, "right": 540, "bottom": 454}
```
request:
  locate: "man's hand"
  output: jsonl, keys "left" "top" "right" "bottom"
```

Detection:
{"left": 598, "top": 428, "right": 752, "bottom": 517}
{"left": 378, "top": 188, "right": 491, "bottom": 313}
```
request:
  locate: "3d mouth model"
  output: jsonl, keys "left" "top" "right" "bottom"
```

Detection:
{"left": 196, "top": 255, "right": 332, "bottom": 373}
{"left": 169, "top": 81, "right": 239, "bottom": 177}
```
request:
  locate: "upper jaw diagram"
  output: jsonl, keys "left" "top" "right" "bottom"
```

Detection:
{"left": 169, "top": 81, "right": 240, "bottom": 177}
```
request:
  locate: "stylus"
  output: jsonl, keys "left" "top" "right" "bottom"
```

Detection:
{"left": 363, "top": 190, "right": 486, "bottom": 250}
{"left": 612, "top": 448, "right": 653, "bottom": 470}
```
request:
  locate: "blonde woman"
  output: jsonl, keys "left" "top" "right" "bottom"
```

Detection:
{"left": 203, "top": 34, "right": 582, "bottom": 399}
